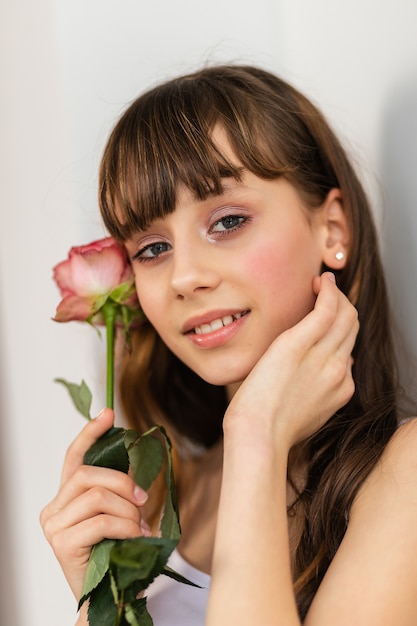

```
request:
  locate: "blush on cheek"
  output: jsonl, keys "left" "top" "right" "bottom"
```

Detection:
{"left": 242, "top": 250, "right": 289, "bottom": 288}
{"left": 242, "top": 249, "right": 316, "bottom": 325}
{"left": 243, "top": 253, "right": 265, "bottom": 281}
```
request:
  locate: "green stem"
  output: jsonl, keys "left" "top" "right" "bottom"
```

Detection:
{"left": 117, "top": 589, "right": 125, "bottom": 625}
{"left": 103, "top": 302, "right": 116, "bottom": 410}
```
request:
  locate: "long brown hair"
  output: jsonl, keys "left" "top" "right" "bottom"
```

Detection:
{"left": 99, "top": 65, "right": 399, "bottom": 618}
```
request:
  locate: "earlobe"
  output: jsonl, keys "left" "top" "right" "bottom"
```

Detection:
{"left": 320, "top": 188, "right": 350, "bottom": 269}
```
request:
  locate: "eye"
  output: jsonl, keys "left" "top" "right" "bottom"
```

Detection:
{"left": 209, "top": 214, "right": 248, "bottom": 234}
{"left": 132, "top": 241, "right": 172, "bottom": 262}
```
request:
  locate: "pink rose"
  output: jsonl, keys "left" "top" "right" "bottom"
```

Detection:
{"left": 53, "top": 237, "right": 140, "bottom": 323}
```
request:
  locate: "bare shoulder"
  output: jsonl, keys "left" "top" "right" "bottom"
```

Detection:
{"left": 377, "top": 416, "right": 417, "bottom": 479}
{"left": 390, "top": 416, "right": 417, "bottom": 455}
{"left": 352, "top": 416, "right": 417, "bottom": 512}
{"left": 382, "top": 415, "right": 417, "bottom": 463}
{"left": 305, "top": 420, "right": 417, "bottom": 624}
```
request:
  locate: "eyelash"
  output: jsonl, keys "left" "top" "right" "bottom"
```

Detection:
{"left": 132, "top": 241, "right": 171, "bottom": 263}
{"left": 132, "top": 213, "right": 250, "bottom": 262}
{"left": 209, "top": 214, "right": 249, "bottom": 235}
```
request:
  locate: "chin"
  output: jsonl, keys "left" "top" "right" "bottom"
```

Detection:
{"left": 196, "top": 367, "right": 248, "bottom": 388}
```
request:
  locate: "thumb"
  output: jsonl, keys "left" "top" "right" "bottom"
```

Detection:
{"left": 313, "top": 271, "right": 336, "bottom": 295}
{"left": 60, "top": 408, "right": 114, "bottom": 484}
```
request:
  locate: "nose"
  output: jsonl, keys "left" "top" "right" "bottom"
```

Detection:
{"left": 170, "top": 243, "right": 221, "bottom": 300}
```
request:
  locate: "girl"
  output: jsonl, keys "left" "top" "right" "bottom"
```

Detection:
{"left": 41, "top": 65, "right": 417, "bottom": 625}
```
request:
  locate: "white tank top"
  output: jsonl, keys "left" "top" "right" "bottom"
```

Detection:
{"left": 146, "top": 549, "right": 210, "bottom": 625}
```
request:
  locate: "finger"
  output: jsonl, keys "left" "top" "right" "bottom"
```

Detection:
{"left": 315, "top": 314, "right": 358, "bottom": 411}
{"left": 60, "top": 483, "right": 141, "bottom": 527}
{"left": 60, "top": 408, "right": 115, "bottom": 485}
{"left": 55, "top": 465, "right": 148, "bottom": 512}
{"left": 314, "top": 287, "right": 359, "bottom": 355}
{"left": 284, "top": 273, "right": 341, "bottom": 351}
{"left": 312, "top": 271, "right": 335, "bottom": 295}
{"left": 48, "top": 487, "right": 141, "bottom": 538}
{"left": 52, "top": 513, "right": 145, "bottom": 561}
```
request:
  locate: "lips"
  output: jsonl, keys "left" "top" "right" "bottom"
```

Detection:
{"left": 183, "top": 310, "right": 249, "bottom": 335}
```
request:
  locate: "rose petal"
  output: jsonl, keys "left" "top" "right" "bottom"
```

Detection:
{"left": 53, "top": 295, "right": 97, "bottom": 322}
{"left": 70, "top": 248, "right": 123, "bottom": 295}
{"left": 68, "top": 237, "right": 115, "bottom": 255}
{"left": 53, "top": 259, "right": 77, "bottom": 297}
{"left": 55, "top": 242, "right": 130, "bottom": 297}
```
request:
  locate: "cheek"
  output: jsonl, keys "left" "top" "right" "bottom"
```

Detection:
{"left": 242, "top": 222, "right": 323, "bottom": 289}
{"left": 240, "top": 246, "right": 292, "bottom": 291}
{"left": 135, "top": 279, "right": 177, "bottom": 344}
{"left": 241, "top": 242, "right": 318, "bottom": 321}
{"left": 134, "top": 279, "right": 161, "bottom": 322}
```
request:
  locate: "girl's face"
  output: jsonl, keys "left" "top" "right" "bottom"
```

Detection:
{"left": 124, "top": 161, "right": 340, "bottom": 388}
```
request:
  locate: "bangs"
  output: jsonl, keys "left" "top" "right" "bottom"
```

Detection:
{"left": 99, "top": 67, "right": 296, "bottom": 241}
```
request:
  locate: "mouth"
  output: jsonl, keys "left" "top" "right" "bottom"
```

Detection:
{"left": 187, "top": 310, "right": 250, "bottom": 336}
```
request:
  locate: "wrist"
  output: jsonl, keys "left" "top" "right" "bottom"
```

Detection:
{"left": 222, "top": 416, "right": 291, "bottom": 492}
{"left": 223, "top": 406, "right": 293, "bottom": 460}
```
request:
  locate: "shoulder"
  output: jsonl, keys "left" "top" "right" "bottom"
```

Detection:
{"left": 351, "top": 416, "right": 417, "bottom": 517}
{"left": 379, "top": 416, "right": 417, "bottom": 477}
{"left": 308, "top": 418, "right": 417, "bottom": 623}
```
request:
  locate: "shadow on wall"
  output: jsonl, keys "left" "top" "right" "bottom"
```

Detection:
{"left": 380, "top": 72, "right": 417, "bottom": 409}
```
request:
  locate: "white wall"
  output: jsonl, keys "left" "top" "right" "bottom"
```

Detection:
{"left": 1, "top": 1, "right": 416, "bottom": 624}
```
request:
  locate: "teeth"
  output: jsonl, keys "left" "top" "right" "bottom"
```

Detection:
{"left": 210, "top": 318, "right": 224, "bottom": 331}
{"left": 194, "top": 312, "right": 244, "bottom": 335}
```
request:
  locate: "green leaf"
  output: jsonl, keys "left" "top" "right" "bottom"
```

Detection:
{"left": 86, "top": 316, "right": 103, "bottom": 336}
{"left": 161, "top": 565, "right": 201, "bottom": 588}
{"left": 109, "top": 281, "right": 135, "bottom": 304}
{"left": 93, "top": 293, "right": 109, "bottom": 313}
{"left": 110, "top": 539, "right": 161, "bottom": 590}
{"left": 54, "top": 378, "right": 92, "bottom": 420}
{"left": 87, "top": 573, "right": 119, "bottom": 626}
{"left": 78, "top": 539, "right": 116, "bottom": 609}
{"left": 125, "top": 598, "right": 154, "bottom": 626}
{"left": 124, "top": 606, "right": 140, "bottom": 626}
{"left": 110, "top": 537, "right": 178, "bottom": 593}
{"left": 84, "top": 426, "right": 129, "bottom": 473}
{"left": 109, "top": 568, "right": 119, "bottom": 605}
{"left": 126, "top": 431, "right": 165, "bottom": 490}
{"left": 126, "top": 426, "right": 180, "bottom": 539}
{"left": 159, "top": 427, "right": 181, "bottom": 540}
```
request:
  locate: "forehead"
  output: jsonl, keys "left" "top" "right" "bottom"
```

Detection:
{"left": 211, "top": 125, "right": 237, "bottom": 161}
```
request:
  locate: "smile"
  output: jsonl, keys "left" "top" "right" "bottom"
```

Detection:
{"left": 192, "top": 311, "right": 249, "bottom": 335}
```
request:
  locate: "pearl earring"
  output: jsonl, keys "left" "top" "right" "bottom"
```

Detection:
{"left": 335, "top": 251, "right": 345, "bottom": 261}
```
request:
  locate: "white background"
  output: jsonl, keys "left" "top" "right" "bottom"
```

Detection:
{"left": 1, "top": 1, "right": 416, "bottom": 624}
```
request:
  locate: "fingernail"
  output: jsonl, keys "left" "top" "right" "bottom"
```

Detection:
{"left": 94, "top": 408, "right": 106, "bottom": 420}
{"left": 134, "top": 485, "right": 148, "bottom": 505}
{"left": 326, "top": 272, "right": 336, "bottom": 283}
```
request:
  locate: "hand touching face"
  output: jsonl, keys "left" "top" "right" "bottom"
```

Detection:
{"left": 224, "top": 273, "right": 358, "bottom": 448}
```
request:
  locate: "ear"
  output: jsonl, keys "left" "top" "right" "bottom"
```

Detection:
{"left": 318, "top": 188, "right": 350, "bottom": 269}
